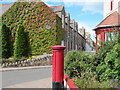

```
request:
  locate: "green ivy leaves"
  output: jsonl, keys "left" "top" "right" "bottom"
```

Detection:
{"left": 2, "top": 2, "right": 64, "bottom": 56}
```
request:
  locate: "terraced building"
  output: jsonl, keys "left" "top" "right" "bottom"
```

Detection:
{"left": 1, "top": 1, "right": 86, "bottom": 56}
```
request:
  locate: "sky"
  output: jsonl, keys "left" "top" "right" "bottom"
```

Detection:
{"left": 1, "top": 0, "right": 104, "bottom": 42}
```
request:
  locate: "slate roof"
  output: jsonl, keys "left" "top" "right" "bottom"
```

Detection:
{"left": 0, "top": 3, "right": 13, "bottom": 16}
{"left": 65, "top": 12, "right": 70, "bottom": 17}
{"left": 1, "top": 3, "right": 62, "bottom": 17}
{"left": 50, "top": 6, "right": 64, "bottom": 12}
{"left": 70, "top": 19, "right": 75, "bottom": 28}
{"left": 70, "top": 19, "right": 75, "bottom": 24}
{"left": 65, "top": 12, "right": 70, "bottom": 23}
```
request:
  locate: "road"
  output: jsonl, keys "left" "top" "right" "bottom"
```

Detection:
{"left": 1, "top": 67, "right": 52, "bottom": 88}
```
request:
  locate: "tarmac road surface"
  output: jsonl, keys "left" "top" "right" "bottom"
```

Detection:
{"left": 1, "top": 66, "right": 52, "bottom": 88}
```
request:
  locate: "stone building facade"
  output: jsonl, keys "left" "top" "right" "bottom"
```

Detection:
{"left": 1, "top": 1, "right": 86, "bottom": 55}
{"left": 50, "top": 6, "right": 86, "bottom": 53}
{"left": 79, "top": 27, "right": 96, "bottom": 53}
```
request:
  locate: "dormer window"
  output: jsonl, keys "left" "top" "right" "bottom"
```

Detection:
{"left": 110, "top": 0, "right": 113, "bottom": 11}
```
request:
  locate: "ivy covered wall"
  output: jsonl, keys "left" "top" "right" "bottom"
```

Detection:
{"left": 2, "top": 2, "right": 65, "bottom": 55}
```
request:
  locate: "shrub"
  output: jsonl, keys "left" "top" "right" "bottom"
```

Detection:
{"left": 96, "top": 32, "right": 118, "bottom": 64}
{"left": 14, "top": 25, "right": 28, "bottom": 58}
{"left": 65, "top": 50, "right": 80, "bottom": 77}
{"left": 64, "top": 50, "right": 95, "bottom": 78}
{"left": 73, "top": 72, "right": 119, "bottom": 88}
{"left": 1, "top": 24, "right": 11, "bottom": 58}
{"left": 96, "top": 36, "right": 120, "bottom": 81}
{"left": 65, "top": 32, "right": 120, "bottom": 88}
{"left": 98, "top": 44, "right": 120, "bottom": 81}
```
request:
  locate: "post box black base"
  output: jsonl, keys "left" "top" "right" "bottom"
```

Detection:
{"left": 52, "top": 81, "right": 64, "bottom": 90}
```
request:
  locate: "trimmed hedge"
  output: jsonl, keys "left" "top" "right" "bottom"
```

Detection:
{"left": 2, "top": 2, "right": 65, "bottom": 56}
{"left": 14, "top": 25, "right": 28, "bottom": 58}
{"left": 1, "top": 24, "right": 11, "bottom": 58}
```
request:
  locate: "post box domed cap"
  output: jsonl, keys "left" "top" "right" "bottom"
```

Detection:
{"left": 50, "top": 45, "right": 66, "bottom": 50}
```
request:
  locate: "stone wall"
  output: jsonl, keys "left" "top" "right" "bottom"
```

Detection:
{"left": 1, "top": 54, "right": 52, "bottom": 68}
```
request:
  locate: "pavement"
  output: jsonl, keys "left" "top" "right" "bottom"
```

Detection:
{"left": 0, "top": 66, "right": 52, "bottom": 88}
{"left": 5, "top": 77, "right": 51, "bottom": 88}
{"left": 0, "top": 65, "right": 52, "bottom": 71}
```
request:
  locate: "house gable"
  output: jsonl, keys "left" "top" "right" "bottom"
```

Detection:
{"left": 2, "top": 1, "right": 64, "bottom": 55}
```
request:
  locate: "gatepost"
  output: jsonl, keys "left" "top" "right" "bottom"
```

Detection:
{"left": 50, "top": 45, "right": 66, "bottom": 89}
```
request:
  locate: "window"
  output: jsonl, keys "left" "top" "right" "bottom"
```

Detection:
{"left": 61, "top": 40, "right": 64, "bottom": 46}
{"left": 76, "top": 45, "right": 77, "bottom": 50}
{"left": 97, "top": 34, "right": 101, "bottom": 45}
{"left": 62, "top": 14, "right": 64, "bottom": 28}
{"left": 105, "top": 32, "right": 117, "bottom": 41}
{"left": 71, "top": 42, "right": 72, "bottom": 50}
{"left": 105, "top": 32, "right": 111, "bottom": 41}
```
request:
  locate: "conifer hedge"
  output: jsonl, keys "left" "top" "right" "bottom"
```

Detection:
{"left": 14, "top": 25, "right": 28, "bottom": 58}
{"left": 1, "top": 24, "right": 11, "bottom": 58}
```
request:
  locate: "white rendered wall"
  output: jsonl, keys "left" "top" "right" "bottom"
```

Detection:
{"left": 104, "top": 0, "right": 120, "bottom": 18}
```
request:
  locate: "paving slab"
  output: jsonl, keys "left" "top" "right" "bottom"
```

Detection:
{"left": 1, "top": 66, "right": 52, "bottom": 88}
{"left": 4, "top": 77, "right": 52, "bottom": 88}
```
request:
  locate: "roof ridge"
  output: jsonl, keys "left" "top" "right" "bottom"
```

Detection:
{"left": 1, "top": 3, "right": 13, "bottom": 5}
{"left": 40, "top": 1, "right": 60, "bottom": 18}
{"left": 50, "top": 5, "right": 64, "bottom": 7}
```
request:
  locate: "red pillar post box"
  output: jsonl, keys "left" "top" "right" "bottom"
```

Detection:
{"left": 50, "top": 45, "right": 66, "bottom": 89}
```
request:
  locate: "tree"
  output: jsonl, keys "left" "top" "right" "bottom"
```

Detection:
{"left": 104, "top": 43, "right": 120, "bottom": 80}
{"left": 96, "top": 35, "right": 120, "bottom": 81}
{"left": 1, "top": 24, "right": 11, "bottom": 58}
{"left": 14, "top": 25, "right": 28, "bottom": 58}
